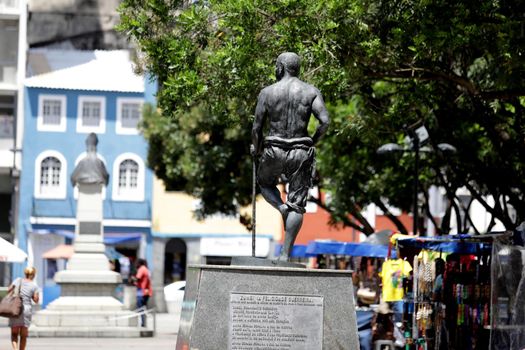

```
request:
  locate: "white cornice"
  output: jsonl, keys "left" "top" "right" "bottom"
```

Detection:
{"left": 30, "top": 216, "right": 151, "bottom": 228}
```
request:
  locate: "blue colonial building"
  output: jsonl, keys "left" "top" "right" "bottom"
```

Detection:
{"left": 17, "top": 49, "right": 155, "bottom": 290}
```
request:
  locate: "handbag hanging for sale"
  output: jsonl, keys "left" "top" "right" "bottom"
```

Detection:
{"left": 0, "top": 279, "right": 22, "bottom": 318}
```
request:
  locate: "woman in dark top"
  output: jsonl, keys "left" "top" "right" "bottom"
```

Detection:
{"left": 8, "top": 267, "right": 39, "bottom": 350}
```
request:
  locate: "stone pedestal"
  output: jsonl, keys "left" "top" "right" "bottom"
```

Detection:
{"left": 176, "top": 264, "right": 359, "bottom": 350}
{"left": 53, "top": 183, "right": 121, "bottom": 296}
{"left": 31, "top": 183, "right": 149, "bottom": 337}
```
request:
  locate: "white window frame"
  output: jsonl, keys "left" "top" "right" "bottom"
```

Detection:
{"left": 34, "top": 150, "right": 67, "bottom": 199}
{"left": 73, "top": 152, "right": 107, "bottom": 199}
{"left": 76, "top": 96, "right": 106, "bottom": 134}
{"left": 37, "top": 94, "right": 67, "bottom": 132}
{"left": 112, "top": 153, "right": 145, "bottom": 202}
{"left": 115, "top": 97, "right": 143, "bottom": 135}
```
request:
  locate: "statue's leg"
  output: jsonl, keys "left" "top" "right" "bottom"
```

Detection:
{"left": 257, "top": 146, "right": 288, "bottom": 220}
{"left": 278, "top": 147, "right": 313, "bottom": 261}
{"left": 278, "top": 210, "right": 303, "bottom": 261}
{"left": 259, "top": 185, "right": 289, "bottom": 221}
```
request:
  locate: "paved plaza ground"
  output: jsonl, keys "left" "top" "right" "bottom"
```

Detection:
{"left": 0, "top": 313, "right": 179, "bottom": 350}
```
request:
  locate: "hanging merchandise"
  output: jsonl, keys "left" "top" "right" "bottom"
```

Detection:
{"left": 380, "top": 258, "right": 413, "bottom": 302}
{"left": 442, "top": 252, "right": 492, "bottom": 350}
{"left": 415, "top": 251, "right": 435, "bottom": 302}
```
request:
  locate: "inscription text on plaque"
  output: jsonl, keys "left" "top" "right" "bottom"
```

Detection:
{"left": 229, "top": 292, "right": 323, "bottom": 350}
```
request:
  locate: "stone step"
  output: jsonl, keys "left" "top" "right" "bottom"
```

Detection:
{"left": 29, "top": 326, "right": 153, "bottom": 338}
{"left": 33, "top": 310, "right": 140, "bottom": 327}
{"left": 45, "top": 296, "right": 125, "bottom": 311}
{"left": 54, "top": 270, "right": 122, "bottom": 283}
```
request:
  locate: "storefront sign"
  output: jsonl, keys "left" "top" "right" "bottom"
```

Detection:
{"left": 200, "top": 237, "right": 270, "bottom": 257}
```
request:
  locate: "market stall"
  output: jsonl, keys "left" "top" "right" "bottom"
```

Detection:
{"left": 392, "top": 233, "right": 512, "bottom": 350}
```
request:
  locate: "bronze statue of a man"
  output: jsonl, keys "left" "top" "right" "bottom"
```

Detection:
{"left": 251, "top": 52, "right": 330, "bottom": 261}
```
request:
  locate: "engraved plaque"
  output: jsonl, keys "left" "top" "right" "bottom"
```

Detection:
{"left": 78, "top": 221, "right": 101, "bottom": 235}
{"left": 229, "top": 292, "right": 323, "bottom": 350}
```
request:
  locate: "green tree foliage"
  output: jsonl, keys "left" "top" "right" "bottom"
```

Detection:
{"left": 119, "top": 0, "right": 525, "bottom": 234}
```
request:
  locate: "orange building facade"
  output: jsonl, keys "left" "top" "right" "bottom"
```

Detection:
{"left": 281, "top": 191, "right": 414, "bottom": 245}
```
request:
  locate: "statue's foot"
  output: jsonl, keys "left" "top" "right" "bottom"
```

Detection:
{"left": 277, "top": 254, "right": 289, "bottom": 262}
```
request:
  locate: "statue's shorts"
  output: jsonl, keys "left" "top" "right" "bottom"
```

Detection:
{"left": 257, "top": 136, "right": 315, "bottom": 214}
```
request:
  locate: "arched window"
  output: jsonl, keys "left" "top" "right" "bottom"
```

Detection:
{"left": 40, "top": 157, "right": 61, "bottom": 190}
{"left": 112, "top": 153, "right": 144, "bottom": 201}
{"left": 118, "top": 159, "right": 139, "bottom": 192}
{"left": 34, "top": 151, "right": 67, "bottom": 199}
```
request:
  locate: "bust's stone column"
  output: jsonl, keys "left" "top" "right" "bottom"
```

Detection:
{"left": 67, "top": 182, "right": 109, "bottom": 270}
{"left": 53, "top": 133, "right": 121, "bottom": 296}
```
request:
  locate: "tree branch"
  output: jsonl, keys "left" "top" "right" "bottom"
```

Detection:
{"left": 366, "top": 68, "right": 525, "bottom": 100}
{"left": 441, "top": 201, "right": 452, "bottom": 234}
{"left": 464, "top": 180, "right": 516, "bottom": 229}
{"left": 478, "top": 88, "right": 525, "bottom": 100}
{"left": 347, "top": 205, "right": 375, "bottom": 234}
{"left": 431, "top": 164, "right": 460, "bottom": 234}
{"left": 456, "top": 195, "right": 481, "bottom": 235}
{"left": 463, "top": 181, "right": 502, "bottom": 221}
{"left": 308, "top": 196, "right": 367, "bottom": 233}
{"left": 374, "top": 199, "right": 409, "bottom": 235}
{"left": 487, "top": 215, "right": 497, "bottom": 232}
{"left": 485, "top": 184, "right": 513, "bottom": 228}
{"left": 422, "top": 187, "right": 443, "bottom": 235}
{"left": 395, "top": 68, "right": 479, "bottom": 95}
{"left": 451, "top": 198, "right": 463, "bottom": 233}
{"left": 502, "top": 194, "right": 510, "bottom": 224}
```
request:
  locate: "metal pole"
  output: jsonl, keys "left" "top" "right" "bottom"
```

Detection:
{"left": 251, "top": 157, "right": 257, "bottom": 257}
{"left": 413, "top": 136, "right": 419, "bottom": 236}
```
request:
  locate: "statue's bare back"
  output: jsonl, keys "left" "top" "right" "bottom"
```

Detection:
{"left": 260, "top": 77, "right": 319, "bottom": 139}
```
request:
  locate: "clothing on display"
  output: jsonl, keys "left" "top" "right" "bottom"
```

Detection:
{"left": 380, "top": 258, "right": 413, "bottom": 302}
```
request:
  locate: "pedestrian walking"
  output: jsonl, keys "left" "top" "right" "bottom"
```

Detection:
{"left": 8, "top": 267, "right": 39, "bottom": 350}
{"left": 133, "top": 259, "right": 152, "bottom": 327}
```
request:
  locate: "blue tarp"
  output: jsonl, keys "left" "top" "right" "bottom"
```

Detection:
{"left": 305, "top": 240, "right": 396, "bottom": 258}
{"left": 395, "top": 234, "right": 493, "bottom": 254}
{"left": 305, "top": 241, "right": 347, "bottom": 255}
{"left": 275, "top": 241, "right": 396, "bottom": 258}
{"left": 30, "top": 228, "right": 142, "bottom": 245}
{"left": 275, "top": 234, "right": 493, "bottom": 259}
{"left": 343, "top": 243, "right": 397, "bottom": 258}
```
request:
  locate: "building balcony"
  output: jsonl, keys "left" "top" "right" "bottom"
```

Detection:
{"left": 31, "top": 197, "right": 152, "bottom": 222}
{"left": 0, "top": 63, "right": 17, "bottom": 89}
{"left": 0, "top": 114, "right": 13, "bottom": 139}
{"left": 0, "top": 0, "right": 21, "bottom": 18}
{"left": 0, "top": 18, "right": 20, "bottom": 89}
{"left": 0, "top": 114, "right": 14, "bottom": 168}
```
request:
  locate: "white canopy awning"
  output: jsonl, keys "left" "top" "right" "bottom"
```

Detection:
{"left": 0, "top": 237, "right": 27, "bottom": 262}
